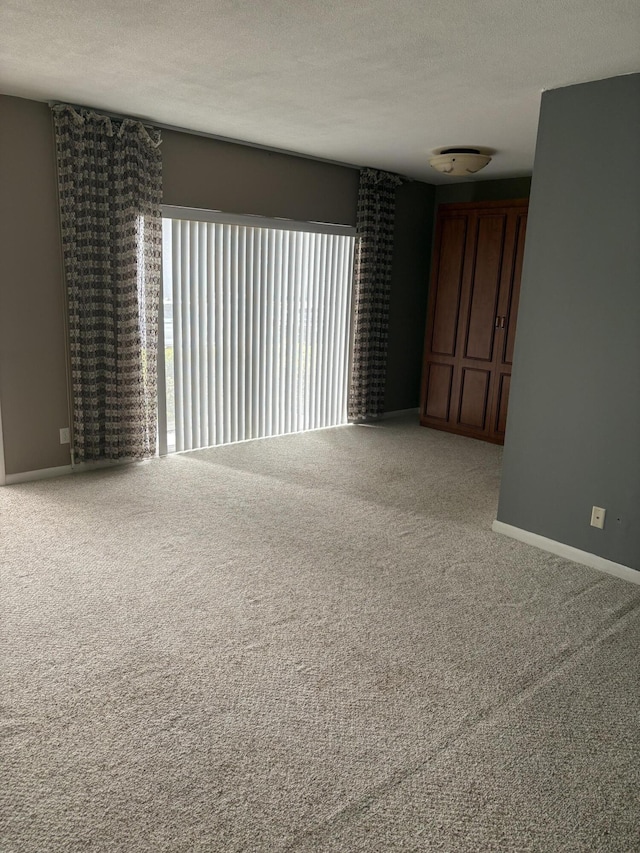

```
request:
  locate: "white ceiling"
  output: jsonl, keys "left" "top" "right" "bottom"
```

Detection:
{"left": 1, "top": 1, "right": 639, "bottom": 183}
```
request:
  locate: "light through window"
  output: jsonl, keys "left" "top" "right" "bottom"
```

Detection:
{"left": 159, "top": 208, "right": 355, "bottom": 453}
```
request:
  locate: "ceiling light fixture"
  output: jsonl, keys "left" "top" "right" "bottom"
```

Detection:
{"left": 429, "top": 147, "right": 493, "bottom": 177}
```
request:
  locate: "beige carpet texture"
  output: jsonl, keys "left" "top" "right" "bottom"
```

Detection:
{"left": 2, "top": 418, "right": 639, "bottom": 852}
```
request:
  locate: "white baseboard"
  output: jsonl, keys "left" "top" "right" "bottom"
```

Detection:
{"left": 380, "top": 408, "right": 420, "bottom": 420}
{"left": 2, "top": 456, "right": 143, "bottom": 486}
{"left": 4, "top": 464, "right": 73, "bottom": 485}
{"left": 492, "top": 520, "right": 640, "bottom": 586}
{"left": 0, "top": 402, "right": 5, "bottom": 487}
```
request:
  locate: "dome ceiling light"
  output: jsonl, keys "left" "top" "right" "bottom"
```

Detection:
{"left": 429, "top": 147, "right": 493, "bottom": 177}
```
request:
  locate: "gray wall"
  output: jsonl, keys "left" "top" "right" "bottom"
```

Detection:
{"left": 497, "top": 74, "right": 640, "bottom": 572}
{"left": 385, "top": 181, "right": 435, "bottom": 411}
{"left": 0, "top": 95, "right": 432, "bottom": 475}
{"left": 0, "top": 96, "right": 71, "bottom": 475}
{"left": 162, "top": 129, "right": 358, "bottom": 225}
{"left": 435, "top": 176, "right": 531, "bottom": 206}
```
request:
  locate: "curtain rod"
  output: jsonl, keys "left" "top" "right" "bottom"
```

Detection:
{"left": 48, "top": 100, "right": 364, "bottom": 172}
{"left": 48, "top": 100, "right": 413, "bottom": 182}
{"left": 49, "top": 100, "right": 159, "bottom": 130}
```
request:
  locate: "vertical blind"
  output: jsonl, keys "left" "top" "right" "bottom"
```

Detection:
{"left": 161, "top": 212, "right": 355, "bottom": 453}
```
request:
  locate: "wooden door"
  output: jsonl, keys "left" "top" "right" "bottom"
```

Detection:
{"left": 420, "top": 200, "right": 527, "bottom": 444}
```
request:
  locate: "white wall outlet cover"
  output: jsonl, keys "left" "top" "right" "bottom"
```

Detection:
{"left": 59, "top": 427, "right": 70, "bottom": 444}
{"left": 590, "top": 506, "right": 606, "bottom": 529}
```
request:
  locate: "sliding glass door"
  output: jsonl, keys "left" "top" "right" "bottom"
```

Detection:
{"left": 159, "top": 208, "right": 355, "bottom": 454}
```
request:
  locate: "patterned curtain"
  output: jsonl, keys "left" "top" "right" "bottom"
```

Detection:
{"left": 348, "top": 167, "right": 403, "bottom": 422}
{"left": 52, "top": 105, "right": 162, "bottom": 462}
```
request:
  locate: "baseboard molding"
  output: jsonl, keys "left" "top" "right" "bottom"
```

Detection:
{"left": 4, "top": 464, "right": 73, "bottom": 485}
{"left": 492, "top": 520, "right": 640, "bottom": 586}
{"left": 380, "top": 408, "right": 420, "bottom": 420}
{"left": 3, "top": 456, "right": 142, "bottom": 486}
{"left": 0, "top": 403, "right": 5, "bottom": 486}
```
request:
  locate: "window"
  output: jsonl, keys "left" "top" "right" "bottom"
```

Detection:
{"left": 159, "top": 208, "right": 355, "bottom": 453}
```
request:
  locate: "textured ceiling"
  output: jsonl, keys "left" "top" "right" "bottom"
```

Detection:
{"left": 1, "top": 1, "right": 639, "bottom": 182}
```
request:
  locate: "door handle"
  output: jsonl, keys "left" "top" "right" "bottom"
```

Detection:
{"left": 501, "top": 315, "right": 506, "bottom": 329}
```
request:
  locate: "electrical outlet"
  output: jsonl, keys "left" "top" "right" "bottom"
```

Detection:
{"left": 590, "top": 506, "right": 606, "bottom": 529}
{"left": 59, "top": 427, "right": 70, "bottom": 445}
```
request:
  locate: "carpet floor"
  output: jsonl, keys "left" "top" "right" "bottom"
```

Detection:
{"left": 1, "top": 418, "right": 639, "bottom": 852}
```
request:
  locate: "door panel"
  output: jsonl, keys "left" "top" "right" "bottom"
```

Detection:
{"left": 502, "top": 213, "right": 527, "bottom": 367}
{"left": 494, "top": 373, "right": 511, "bottom": 437}
{"left": 457, "top": 368, "right": 490, "bottom": 430}
{"left": 430, "top": 217, "right": 467, "bottom": 356}
{"left": 464, "top": 215, "right": 505, "bottom": 362}
{"left": 424, "top": 362, "right": 453, "bottom": 421}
